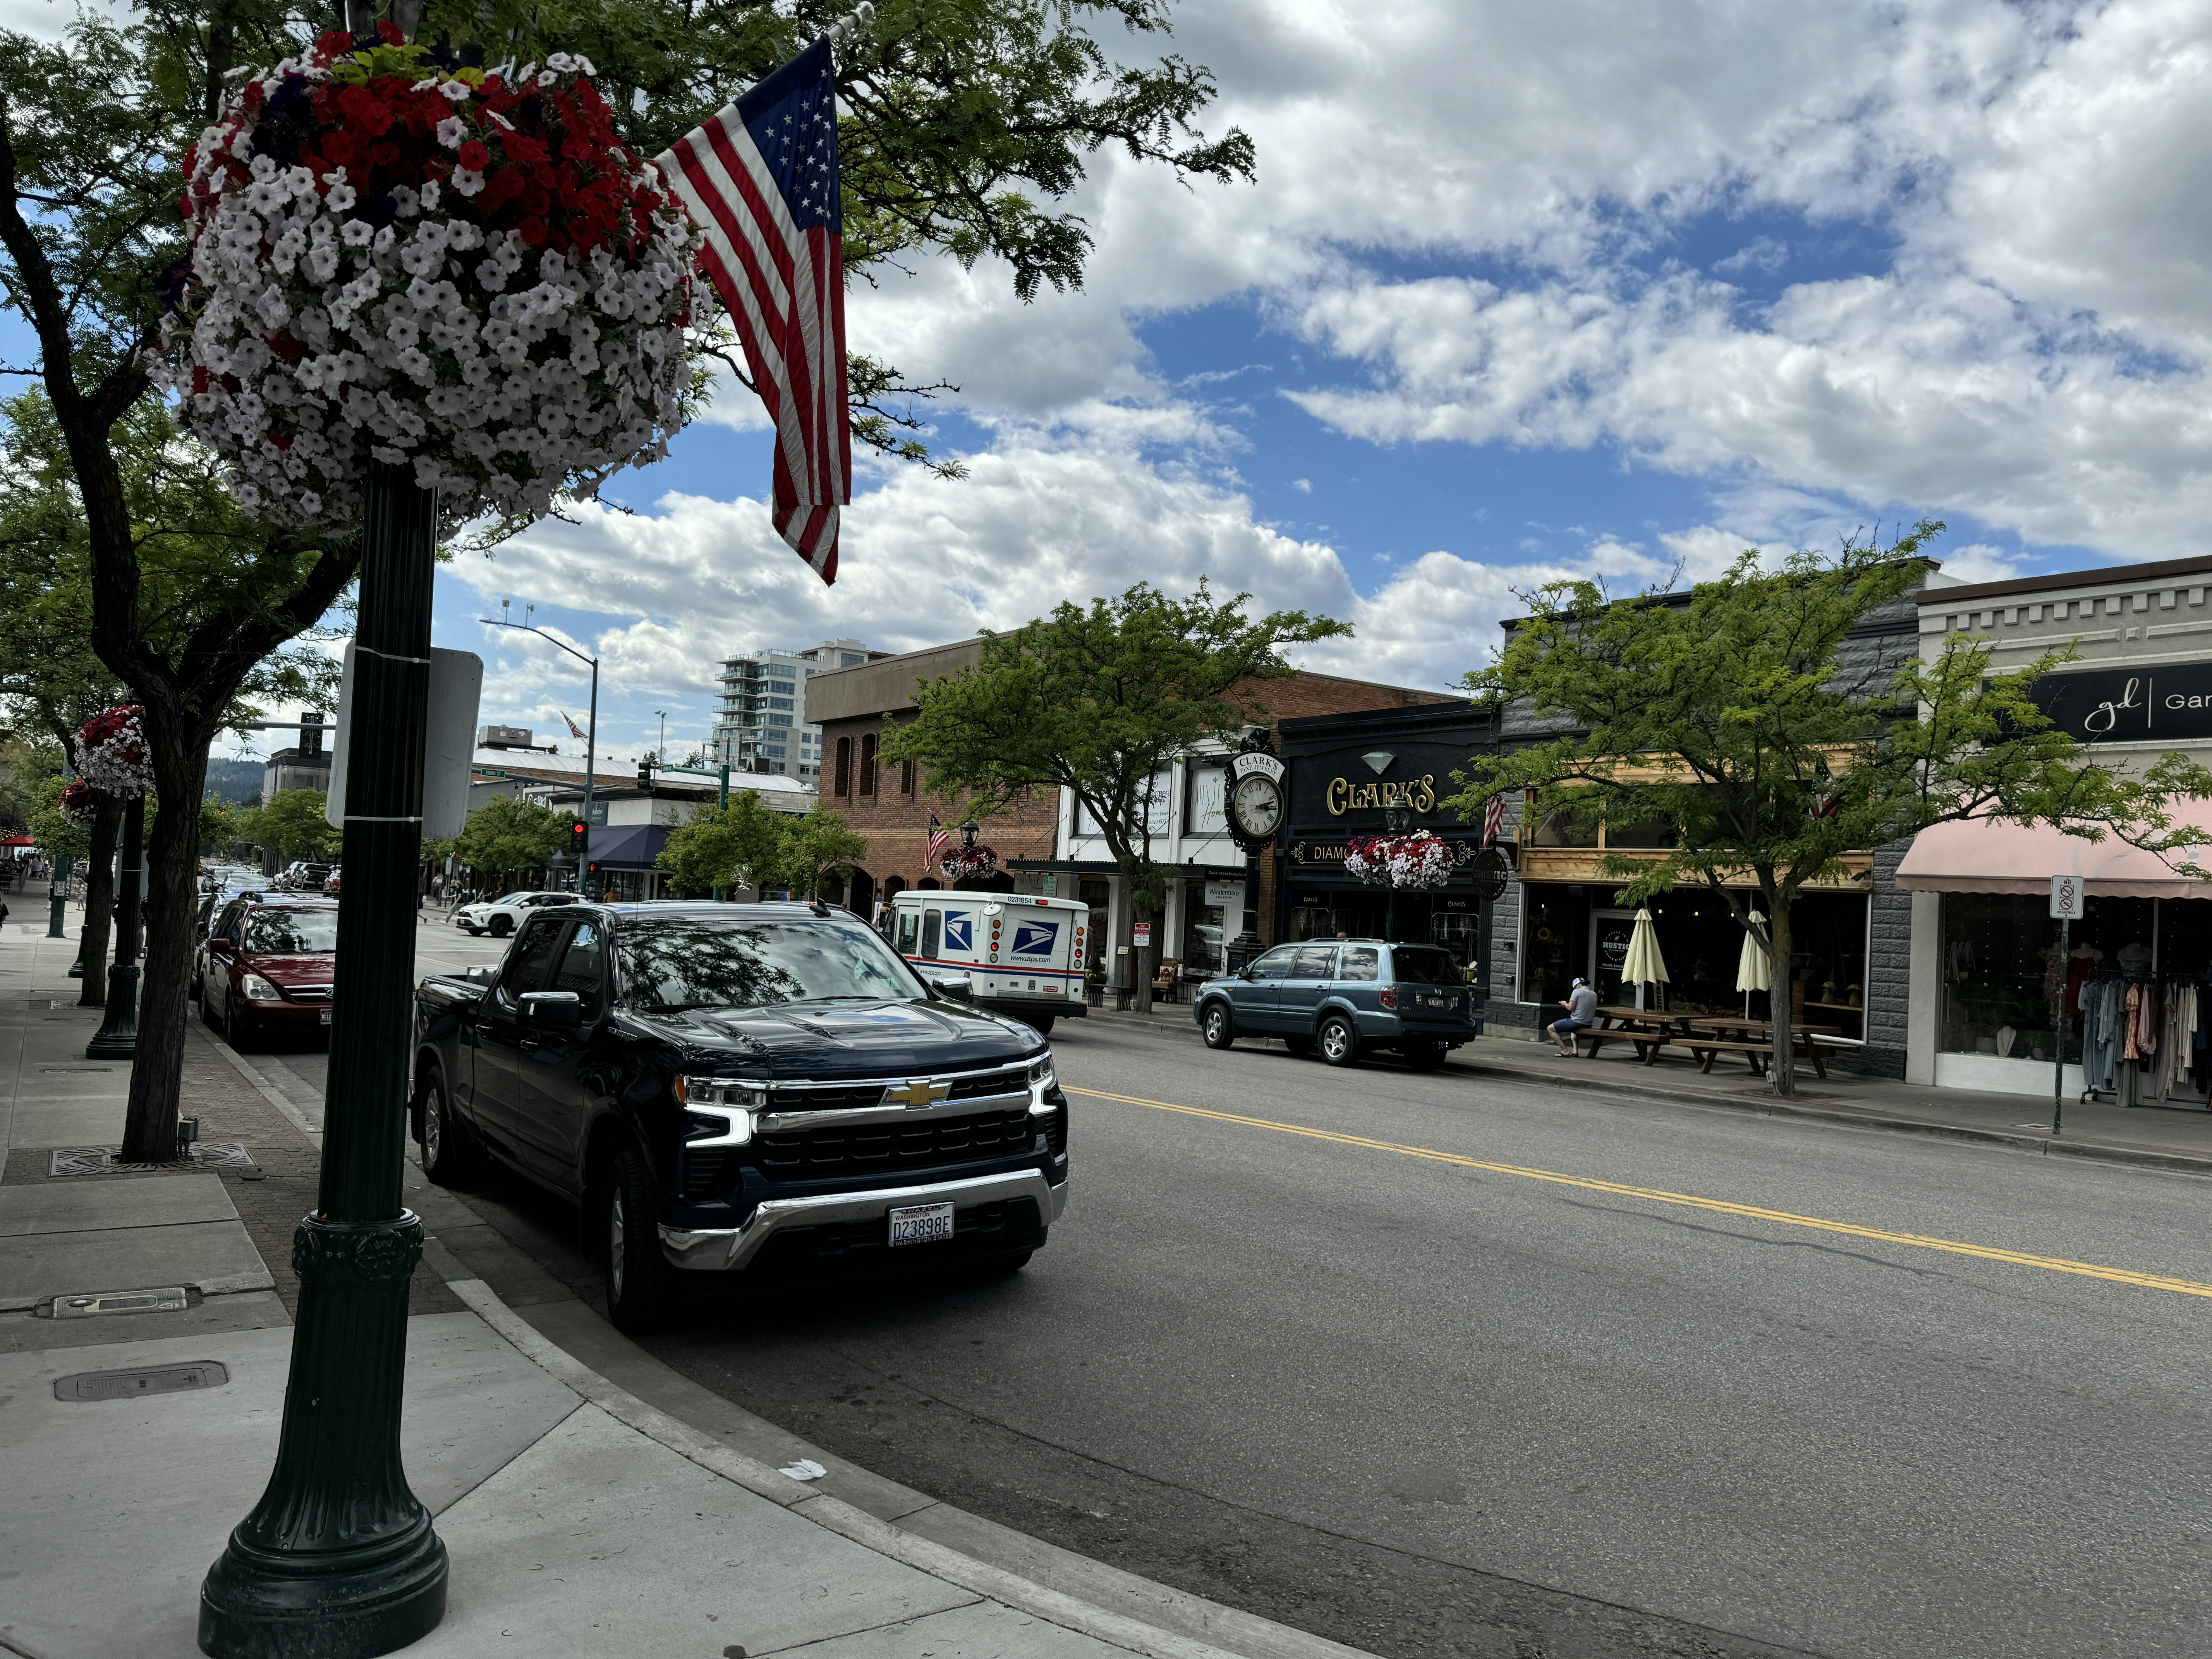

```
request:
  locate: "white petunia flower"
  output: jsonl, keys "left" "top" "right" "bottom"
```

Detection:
{"left": 439, "top": 78, "right": 472, "bottom": 102}
{"left": 436, "top": 115, "right": 467, "bottom": 149}
{"left": 450, "top": 167, "right": 484, "bottom": 198}
{"left": 324, "top": 179, "right": 357, "bottom": 212}
{"left": 340, "top": 218, "right": 374, "bottom": 247}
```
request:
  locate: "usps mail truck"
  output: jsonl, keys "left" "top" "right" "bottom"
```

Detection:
{"left": 887, "top": 890, "right": 1089, "bottom": 1034}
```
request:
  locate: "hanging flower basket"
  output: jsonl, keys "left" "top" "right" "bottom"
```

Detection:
{"left": 154, "top": 26, "right": 703, "bottom": 532}
{"left": 58, "top": 781, "right": 105, "bottom": 832}
{"left": 1344, "top": 830, "right": 1454, "bottom": 890}
{"left": 939, "top": 844, "right": 999, "bottom": 883}
{"left": 75, "top": 706, "right": 156, "bottom": 799}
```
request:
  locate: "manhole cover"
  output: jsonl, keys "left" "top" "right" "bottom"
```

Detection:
{"left": 53, "top": 1361, "right": 228, "bottom": 1401}
{"left": 53, "top": 1286, "right": 190, "bottom": 1318}
{"left": 48, "top": 1145, "right": 259, "bottom": 1177}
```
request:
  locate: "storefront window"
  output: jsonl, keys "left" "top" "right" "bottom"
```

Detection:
{"left": 1532, "top": 807, "right": 1599, "bottom": 847}
{"left": 1182, "top": 881, "right": 1225, "bottom": 974}
{"left": 1184, "top": 761, "right": 1228, "bottom": 836}
{"left": 1939, "top": 892, "right": 2158, "bottom": 1061}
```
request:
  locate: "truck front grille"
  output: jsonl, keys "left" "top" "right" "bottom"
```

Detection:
{"left": 754, "top": 1108, "right": 1036, "bottom": 1182}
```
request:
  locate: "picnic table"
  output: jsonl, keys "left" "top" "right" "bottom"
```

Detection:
{"left": 1580, "top": 1007, "right": 1846, "bottom": 1077}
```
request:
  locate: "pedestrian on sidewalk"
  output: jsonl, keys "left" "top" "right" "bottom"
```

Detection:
{"left": 1551, "top": 976, "right": 1597, "bottom": 1056}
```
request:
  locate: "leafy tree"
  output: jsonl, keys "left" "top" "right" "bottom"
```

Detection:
{"left": 1452, "top": 525, "right": 2212, "bottom": 1095}
{"left": 656, "top": 794, "right": 791, "bottom": 897}
{"left": 881, "top": 581, "right": 1350, "bottom": 1010}
{"left": 773, "top": 805, "right": 869, "bottom": 901}
{"left": 240, "top": 787, "right": 342, "bottom": 864}
{"left": 198, "top": 793, "right": 244, "bottom": 856}
{"left": 0, "top": 0, "right": 1249, "bottom": 1161}
{"left": 453, "top": 796, "right": 579, "bottom": 880}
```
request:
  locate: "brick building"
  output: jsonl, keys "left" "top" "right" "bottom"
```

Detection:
{"left": 805, "top": 640, "right": 1062, "bottom": 917}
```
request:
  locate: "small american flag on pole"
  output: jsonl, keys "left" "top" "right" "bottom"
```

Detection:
{"left": 658, "top": 37, "right": 851, "bottom": 584}
{"left": 1482, "top": 791, "right": 1506, "bottom": 850}
{"left": 926, "top": 814, "right": 950, "bottom": 872}
{"left": 562, "top": 712, "right": 588, "bottom": 741}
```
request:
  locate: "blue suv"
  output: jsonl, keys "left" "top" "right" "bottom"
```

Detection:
{"left": 1192, "top": 939, "right": 1479, "bottom": 1069}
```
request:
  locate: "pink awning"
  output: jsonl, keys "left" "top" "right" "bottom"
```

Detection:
{"left": 1896, "top": 804, "right": 2212, "bottom": 899}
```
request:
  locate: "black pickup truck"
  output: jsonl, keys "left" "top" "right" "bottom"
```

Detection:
{"left": 410, "top": 900, "right": 1069, "bottom": 1329}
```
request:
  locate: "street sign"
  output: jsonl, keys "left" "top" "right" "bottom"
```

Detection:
{"left": 1133, "top": 922, "right": 1152, "bottom": 947}
{"left": 2050, "top": 874, "right": 2083, "bottom": 920}
{"left": 326, "top": 644, "right": 484, "bottom": 837}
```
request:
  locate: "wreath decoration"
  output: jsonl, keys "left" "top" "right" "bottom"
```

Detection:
{"left": 75, "top": 706, "right": 156, "bottom": 799}
{"left": 938, "top": 844, "right": 1000, "bottom": 883}
{"left": 1344, "top": 830, "right": 1455, "bottom": 890}
{"left": 154, "top": 24, "right": 702, "bottom": 531}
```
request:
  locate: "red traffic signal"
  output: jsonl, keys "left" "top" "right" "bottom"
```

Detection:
{"left": 569, "top": 820, "right": 589, "bottom": 852}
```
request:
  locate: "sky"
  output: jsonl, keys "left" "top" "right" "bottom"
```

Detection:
{"left": 12, "top": 0, "right": 2212, "bottom": 772}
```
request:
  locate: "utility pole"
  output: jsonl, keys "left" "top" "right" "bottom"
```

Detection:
{"left": 481, "top": 612, "right": 598, "bottom": 893}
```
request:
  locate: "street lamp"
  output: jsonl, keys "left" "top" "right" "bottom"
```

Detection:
{"left": 1382, "top": 804, "right": 1413, "bottom": 945}
{"left": 482, "top": 610, "right": 599, "bottom": 893}
{"left": 960, "top": 819, "right": 979, "bottom": 849}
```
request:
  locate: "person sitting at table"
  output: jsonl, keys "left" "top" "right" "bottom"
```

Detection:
{"left": 1551, "top": 977, "right": 1599, "bottom": 1055}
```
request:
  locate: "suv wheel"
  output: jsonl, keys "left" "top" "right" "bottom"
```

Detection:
{"left": 1319, "top": 1013, "right": 1359, "bottom": 1067}
{"left": 489, "top": 915, "right": 513, "bottom": 938}
{"left": 1201, "top": 1000, "right": 1234, "bottom": 1049}
{"left": 419, "top": 1074, "right": 480, "bottom": 1187}
{"left": 604, "top": 1147, "right": 677, "bottom": 1332}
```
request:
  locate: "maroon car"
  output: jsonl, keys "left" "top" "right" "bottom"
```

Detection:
{"left": 199, "top": 897, "right": 338, "bottom": 1049}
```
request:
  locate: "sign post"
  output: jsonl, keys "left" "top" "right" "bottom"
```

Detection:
{"left": 2049, "top": 874, "right": 2084, "bottom": 1136}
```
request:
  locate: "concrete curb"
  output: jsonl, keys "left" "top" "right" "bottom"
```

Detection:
{"left": 441, "top": 1275, "right": 1378, "bottom": 1659}
{"left": 1460, "top": 1054, "right": 2212, "bottom": 1178}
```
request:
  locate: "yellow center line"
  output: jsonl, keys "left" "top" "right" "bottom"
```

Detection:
{"left": 1066, "top": 1085, "right": 2212, "bottom": 1301}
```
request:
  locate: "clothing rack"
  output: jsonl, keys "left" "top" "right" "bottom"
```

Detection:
{"left": 2075, "top": 962, "right": 2212, "bottom": 1111}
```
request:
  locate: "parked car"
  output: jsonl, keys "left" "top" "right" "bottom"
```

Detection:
{"left": 198, "top": 896, "right": 339, "bottom": 1049}
{"left": 278, "top": 861, "right": 334, "bottom": 893}
{"left": 452, "top": 889, "right": 577, "bottom": 937}
{"left": 410, "top": 900, "right": 1069, "bottom": 1330}
{"left": 323, "top": 869, "right": 342, "bottom": 896}
{"left": 1191, "top": 939, "right": 1480, "bottom": 1068}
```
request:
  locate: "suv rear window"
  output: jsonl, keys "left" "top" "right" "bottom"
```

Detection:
{"left": 244, "top": 908, "right": 338, "bottom": 954}
{"left": 1389, "top": 947, "right": 1463, "bottom": 985}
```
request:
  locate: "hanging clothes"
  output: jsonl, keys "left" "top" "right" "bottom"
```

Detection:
{"left": 2081, "top": 977, "right": 2120, "bottom": 1093}
{"left": 2157, "top": 984, "right": 2200, "bottom": 1102}
{"left": 2127, "top": 982, "right": 2159, "bottom": 1064}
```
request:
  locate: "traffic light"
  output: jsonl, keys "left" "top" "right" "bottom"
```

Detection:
{"left": 569, "top": 819, "right": 588, "bottom": 858}
{"left": 636, "top": 755, "right": 652, "bottom": 790}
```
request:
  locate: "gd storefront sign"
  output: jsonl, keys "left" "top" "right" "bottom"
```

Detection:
{"left": 2029, "top": 663, "right": 2212, "bottom": 743}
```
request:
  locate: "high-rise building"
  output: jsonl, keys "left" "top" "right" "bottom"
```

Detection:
{"left": 710, "top": 638, "right": 886, "bottom": 781}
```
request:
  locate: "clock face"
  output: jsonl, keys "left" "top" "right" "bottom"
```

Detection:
{"left": 1231, "top": 773, "right": 1283, "bottom": 837}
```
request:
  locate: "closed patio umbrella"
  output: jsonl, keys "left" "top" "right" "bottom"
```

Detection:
{"left": 1622, "top": 907, "right": 1669, "bottom": 1001}
{"left": 1736, "top": 908, "right": 1770, "bottom": 1016}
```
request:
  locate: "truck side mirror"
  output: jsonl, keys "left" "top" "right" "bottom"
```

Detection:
{"left": 929, "top": 974, "right": 974, "bottom": 1003}
{"left": 520, "top": 990, "right": 584, "bottom": 1029}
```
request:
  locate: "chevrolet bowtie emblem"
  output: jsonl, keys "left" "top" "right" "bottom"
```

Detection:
{"left": 889, "top": 1078, "right": 950, "bottom": 1109}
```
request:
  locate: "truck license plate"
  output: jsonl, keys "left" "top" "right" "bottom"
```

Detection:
{"left": 888, "top": 1202, "right": 955, "bottom": 1247}
{"left": 320, "top": 1008, "right": 332, "bottom": 1025}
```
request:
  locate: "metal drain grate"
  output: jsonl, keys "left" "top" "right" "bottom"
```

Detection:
{"left": 53, "top": 1361, "right": 228, "bottom": 1402}
{"left": 48, "top": 1144, "right": 259, "bottom": 1177}
{"left": 53, "top": 1287, "right": 190, "bottom": 1318}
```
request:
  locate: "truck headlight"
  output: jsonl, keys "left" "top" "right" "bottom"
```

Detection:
{"left": 1028, "top": 1055, "right": 1056, "bottom": 1111}
{"left": 240, "top": 973, "right": 282, "bottom": 1002}
{"left": 676, "top": 1076, "right": 764, "bottom": 1145}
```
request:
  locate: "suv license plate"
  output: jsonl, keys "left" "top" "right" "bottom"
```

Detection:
{"left": 1425, "top": 995, "right": 1450, "bottom": 1008}
{"left": 319, "top": 1008, "right": 332, "bottom": 1025}
{"left": 888, "top": 1202, "right": 955, "bottom": 1247}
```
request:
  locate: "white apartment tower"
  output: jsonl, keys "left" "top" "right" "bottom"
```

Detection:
{"left": 711, "top": 638, "right": 882, "bottom": 780}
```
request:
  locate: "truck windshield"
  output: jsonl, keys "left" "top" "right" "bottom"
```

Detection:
{"left": 615, "top": 919, "right": 921, "bottom": 1013}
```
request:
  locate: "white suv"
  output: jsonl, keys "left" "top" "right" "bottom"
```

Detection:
{"left": 451, "top": 890, "right": 579, "bottom": 938}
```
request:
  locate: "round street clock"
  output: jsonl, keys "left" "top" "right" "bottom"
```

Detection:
{"left": 1229, "top": 771, "right": 1284, "bottom": 842}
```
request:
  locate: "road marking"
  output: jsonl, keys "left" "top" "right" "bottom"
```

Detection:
{"left": 1066, "top": 1086, "right": 2212, "bottom": 1302}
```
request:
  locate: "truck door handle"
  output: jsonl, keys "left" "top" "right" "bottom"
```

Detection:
{"left": 519, "top": 1038, "right": 543, "bottom": 1053}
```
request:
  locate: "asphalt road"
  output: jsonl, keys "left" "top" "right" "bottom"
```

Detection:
{"left": 266, "top": 932, "right": 2212, "bottom": 1659}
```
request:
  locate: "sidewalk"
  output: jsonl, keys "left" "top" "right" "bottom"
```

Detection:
{"left": 0, "top": 910, "right": 1370, "bottom": 1659}
{"left": 1091, "top": 1000, "right": 2212, "bottom": 1175}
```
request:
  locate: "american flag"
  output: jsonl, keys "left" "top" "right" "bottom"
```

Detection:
{"left": 659, "top": 38, "right": 851, "bottom": 584}
{"left": 926, "top": 814, "right": 949, "bottom": 872}
{"left": 563, "top": 712, "right": 588, "bottom": 740}
{"left": 1482, "top": 791, "right": 1506, "bottom": 850}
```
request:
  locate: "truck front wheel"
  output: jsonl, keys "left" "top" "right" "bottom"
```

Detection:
{"left": 605, "top": 1147, "right": 677, "bottom": 1332}
{"left": 419, "top": 1074, "right": 481, "bottom": 1187}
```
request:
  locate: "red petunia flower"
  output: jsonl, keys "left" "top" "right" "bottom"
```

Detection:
{"left": 457, "top": 139, "right": 489, "bottom": 171}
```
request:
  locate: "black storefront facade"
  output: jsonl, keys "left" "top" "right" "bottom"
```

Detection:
{"left": 1274, "top": 703, "right": 1500, "bottom": 974}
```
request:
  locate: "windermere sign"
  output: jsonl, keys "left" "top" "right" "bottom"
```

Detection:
{"left": 2030, "top": 665, "right": 2212, "bottom": 744}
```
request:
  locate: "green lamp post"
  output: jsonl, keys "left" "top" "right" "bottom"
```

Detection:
{"left": 199, "top": 465, "right": 447, "bottom": 1656}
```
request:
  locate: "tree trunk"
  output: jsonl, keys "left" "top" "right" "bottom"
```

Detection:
{"left": 1767, "top": 897, "right": 1797, "bottom": 1098}
{"left": 118, "top": 723, "right": 210, "bottom": 1164}
{"left": 76, "top": 800, "right": 121, "bottom": 1007}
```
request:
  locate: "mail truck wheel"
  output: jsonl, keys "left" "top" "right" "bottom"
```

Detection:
{"left": 1201, "top": 1000, "right": 1234, "bottom": 1049}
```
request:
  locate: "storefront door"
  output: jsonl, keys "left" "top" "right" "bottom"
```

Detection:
{"left": 1590, "top": 909, "right": 1638, "bottom": 1009}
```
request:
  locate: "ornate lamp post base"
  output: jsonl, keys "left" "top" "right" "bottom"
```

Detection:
{"left": 199, "top": 1214, "right": 447, "bottom": 1658}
